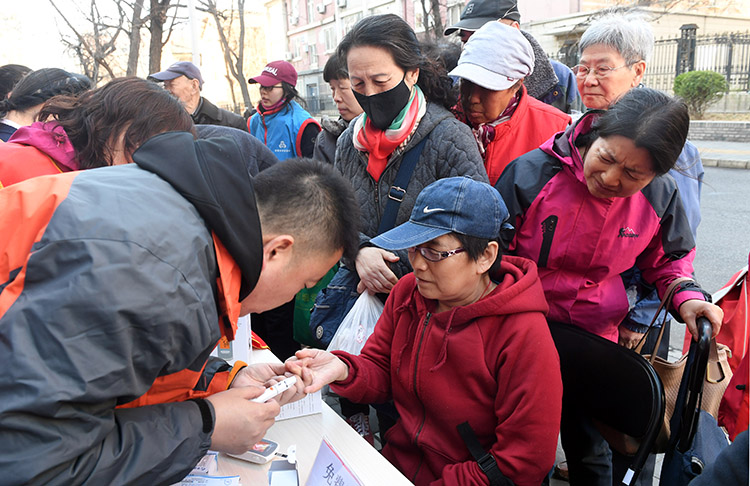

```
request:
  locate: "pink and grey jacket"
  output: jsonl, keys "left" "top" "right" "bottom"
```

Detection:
{"left": 494, "top": 112, "right": 706, "bottom": 341}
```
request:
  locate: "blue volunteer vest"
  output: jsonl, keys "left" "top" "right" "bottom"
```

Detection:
{"left": 248, "top": 100, "right": 317, "bottom": 161}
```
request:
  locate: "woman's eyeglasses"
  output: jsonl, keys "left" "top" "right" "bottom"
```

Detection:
{"left": 259, "top": 85, "right": 283, "bottom": 93}
{"left": 572, "top": 63, "right": 634, "bottom": 79}
{"left": 408, "top": 246, "right": 466, "bottom": 262}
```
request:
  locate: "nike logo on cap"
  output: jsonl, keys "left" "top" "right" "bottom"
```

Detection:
{"left": 423, "top": 206, "right": 445, "bottom": 213}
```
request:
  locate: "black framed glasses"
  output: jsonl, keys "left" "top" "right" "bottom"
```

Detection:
{"left": 259, "top": 84, "right": 283, "bottom": 93}
{"left": 408, "top": 246, "right": 466, "bottom": 262}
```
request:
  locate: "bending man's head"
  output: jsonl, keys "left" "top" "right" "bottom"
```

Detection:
{"left": 240, "top": 159, "right": 360, "bottom": 314}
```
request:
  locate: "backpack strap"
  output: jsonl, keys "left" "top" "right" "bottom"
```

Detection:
{"left": 376, "top": 136, "right": 429, "bottom": 235}
{"left": 457, "top": 421, "right": 515, "bottom": 486}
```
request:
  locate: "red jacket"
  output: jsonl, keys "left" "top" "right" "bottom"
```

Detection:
{"left": 332, "top": 256, "right": 562, "bottom": 486}
{"left": 0, "top": 122, "right": 80, "bottom": 188}
{"left": 0, "top": 143, "right": 65, "bottom": 188}
{"left": 482, "top": 86, "right": 570, "bottom": 185}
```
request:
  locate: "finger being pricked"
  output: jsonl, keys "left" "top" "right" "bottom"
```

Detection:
{"left": 275, "top": 375, "right": 306, "bottom": 406}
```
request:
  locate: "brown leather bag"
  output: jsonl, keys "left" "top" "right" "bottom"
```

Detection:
{"left": 634, "top": 278, "right": 733, "bottom": 453}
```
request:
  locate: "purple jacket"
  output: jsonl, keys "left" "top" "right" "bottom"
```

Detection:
{"left": 495, "top": 112, "right": 705, "bottom": 341}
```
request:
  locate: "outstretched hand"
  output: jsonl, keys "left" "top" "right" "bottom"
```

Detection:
{"left": 285, "top": 348, "right": 349, "bottom": 394}
{"left": 679, "top": 299, "right": 724, "bottom": 340}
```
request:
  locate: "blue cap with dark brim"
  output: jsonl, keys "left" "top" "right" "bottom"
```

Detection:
{"left": 371, "top": 177, "right": 511, "bottom": 251}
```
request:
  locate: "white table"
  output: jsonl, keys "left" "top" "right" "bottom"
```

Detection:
{"left": 216, "top": 348, "right": 413, "bottom": 485}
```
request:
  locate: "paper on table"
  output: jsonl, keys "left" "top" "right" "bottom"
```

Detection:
{"left": 189, "top": 451, "right": 218, "bottom": 475}
{"left": 277, "top": 391, "right": 322, "bottom": 421}
{"left": 171, "top": 474, "right": 241, "bottom": 486}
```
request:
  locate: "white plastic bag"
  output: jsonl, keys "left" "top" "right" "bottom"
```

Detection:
{"left": 326, "top": 291, "right": 384, "bottom": 355}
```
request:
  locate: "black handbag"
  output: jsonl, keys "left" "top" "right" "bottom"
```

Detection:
{"left": 659, "top": 318, "right": 730, "bottom": 485}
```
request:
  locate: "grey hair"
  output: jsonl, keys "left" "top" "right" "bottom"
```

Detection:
{"left": 579, "top": 11, "right": 654, "bottom": 64}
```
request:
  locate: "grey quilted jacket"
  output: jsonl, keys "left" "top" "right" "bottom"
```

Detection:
{"left": 334, "top": 101, "right": 487, "bottom": 278}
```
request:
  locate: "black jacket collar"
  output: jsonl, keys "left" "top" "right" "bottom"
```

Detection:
{"left": 132, "top": 131, "right": 263, "bottom": 299}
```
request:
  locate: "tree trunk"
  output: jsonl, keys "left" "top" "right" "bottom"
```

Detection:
{"left": 429, "top": 0, "right": 443, "bottom": 41}
{"left": 148, "top": 0, "right": 169, "bottom": 74}
{"left": 201, "top": 0, "right": 251, "bottom": 112}
{"left": 127, "top": 0, "right": 145, "bottom": 76}
{"left": 419, "top": 0, "right": 430, "bottom": 39}
{"left": 235, "top": 0, "right": 250, "bottom": 109}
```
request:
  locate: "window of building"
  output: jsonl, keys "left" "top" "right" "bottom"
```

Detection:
{"left": 308, "top": 38, "right": 318, "bottom": 68}
{"left": 446, "top": 0, "right": 462, "bottom": 27}
{"left": 323, "top": 26, "right": 336, "bottom": 53}
{"left": 307, "top": 0, "right": 315, "bottom": 22}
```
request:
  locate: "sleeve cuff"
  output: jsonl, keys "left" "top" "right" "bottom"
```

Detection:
{"left": 226, "top": 360, "right": 248, "bottom": 389}
{"left": 189, "top": 398, "right": 215, "bottom": 434}
{"left": 330, "top": 351, "right": 356, "bottom": 387}
{"left": 621, "top": 320, "right": 652, "bottom": 334}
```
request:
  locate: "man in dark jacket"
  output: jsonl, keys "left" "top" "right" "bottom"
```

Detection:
{"left": 149, "top": 61, "right": 248, "bottom": 130}
{"left": 0, "top": 133, "right": 359, "bottom": 485}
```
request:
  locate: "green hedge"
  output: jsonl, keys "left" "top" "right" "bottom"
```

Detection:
{"left": 674, "top": 71, "right": 729, "bottom": 119}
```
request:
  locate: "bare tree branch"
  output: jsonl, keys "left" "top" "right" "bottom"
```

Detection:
{"left": 48, "top": 0, "right": 126, "bottom": 83}
{"left": 198, "top": 0, "right": 251, "bottom": 110}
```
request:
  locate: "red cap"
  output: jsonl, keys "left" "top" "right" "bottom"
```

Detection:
{"left": 248, "top": 60, "right": 298, "bottom": 86}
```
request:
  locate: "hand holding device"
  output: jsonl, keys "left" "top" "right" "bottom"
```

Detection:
{"left": 251, "top": 376, "right": 298, "bottom": 403}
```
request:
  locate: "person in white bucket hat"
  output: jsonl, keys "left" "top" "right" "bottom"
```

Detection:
{"left": 450, "top": 21, "right": 570, "bottom": 185}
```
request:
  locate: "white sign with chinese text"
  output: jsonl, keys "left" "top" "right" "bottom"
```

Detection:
{"left": 305, "top": 437, "right": 363, "bottom": 486}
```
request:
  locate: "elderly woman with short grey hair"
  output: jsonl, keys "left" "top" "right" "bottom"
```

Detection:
{"left": 574, "top": 12, "right": 653, "bottom": 110}
{"left": 558, "top": 11, "right": 705, "bottom": 486}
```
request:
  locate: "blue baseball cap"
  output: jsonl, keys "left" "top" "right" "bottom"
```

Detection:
{"left": 371, "top": 177, "right": 512, "bottom": 251}
{"left": 148, "top": 61, "right": 204, "bottom": 88}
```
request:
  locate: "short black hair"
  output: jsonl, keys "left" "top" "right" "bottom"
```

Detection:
{"left": 337, "top": 14, "right": 457, "bottom": 109}
{"left": 591, "top": 88, "right": 689, "bottom": 176}
{"left": 453, "top": 233, "right": 503, "bottom": 275}
{"left": 252, "top": 158, "right": 360, "bottom": 262}
{"left": 323, "top": 53, "right": 348, "bottom": 82}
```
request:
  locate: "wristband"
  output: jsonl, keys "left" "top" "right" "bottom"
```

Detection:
{"left": 674, "top": 280, "right": 712, "bottom": 303}
{"left": 189, "top": 398, "right": 214, "bottom": 434}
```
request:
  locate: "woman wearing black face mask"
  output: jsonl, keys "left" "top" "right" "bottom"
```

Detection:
{"left": 333, "top": 14, "right": 487, "bottom": 298}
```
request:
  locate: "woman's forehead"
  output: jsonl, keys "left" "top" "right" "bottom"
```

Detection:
{"left": 580, "top": 44, "right": 626, "bottom": 64}
{"left": 424, "top": 233, "right": 461, "bottom": 248}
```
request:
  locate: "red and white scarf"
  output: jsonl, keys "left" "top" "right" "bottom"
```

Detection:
{"left": 352, "top": 86, "right": 427, "bottom": 182}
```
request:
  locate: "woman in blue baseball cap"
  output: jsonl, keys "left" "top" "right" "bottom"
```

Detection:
{"left": 287, "top": 177, "right": 562, "bottom": 486}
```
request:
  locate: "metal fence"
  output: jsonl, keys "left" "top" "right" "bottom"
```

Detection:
{"left": 550, "top": 28, "right": 750, "bottom": 93}
{"left": 646, "top": 30, "right": 750, "bottom": 92}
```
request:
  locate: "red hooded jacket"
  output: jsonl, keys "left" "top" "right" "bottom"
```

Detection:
{"left": 331, "top": 256, "right": 562, "bottom": 486}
